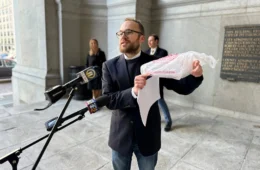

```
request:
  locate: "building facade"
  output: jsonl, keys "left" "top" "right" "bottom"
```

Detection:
{"left": 12, "top": 0, "right": 260, "bottom": 122}
{"left": 0, "top": 0, "right": 14, "bottom": 53}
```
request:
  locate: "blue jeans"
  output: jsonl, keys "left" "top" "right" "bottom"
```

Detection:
{"left": 158, "top": 98, "right": 172, "bottom": 124}
{"left": 112, "top": 144, "right": 158, "bottom": 170}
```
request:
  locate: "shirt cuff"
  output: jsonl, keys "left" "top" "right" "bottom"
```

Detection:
{"left": 131, "top": 88, "right": 138, "bottom": 99}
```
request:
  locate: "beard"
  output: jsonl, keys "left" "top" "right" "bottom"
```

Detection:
{"left": 119, "top": 41, "right": 140, "bottom": 54}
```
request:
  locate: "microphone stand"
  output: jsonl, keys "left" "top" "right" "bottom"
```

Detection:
{"left": 31, "top": 86, "right": 76, "bottom": 170}
{"left": 0, "top": 89, "right": 89, "bottom": 170}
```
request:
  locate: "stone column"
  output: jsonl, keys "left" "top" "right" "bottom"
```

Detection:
{"left": 107, "top": 0, "right": 152, "bottom": 59}
{"left": 12, "top": 0, "right": 60, "bottom": 105}
{"left": 136, "top": 0, "right": 152, "bottom": 51}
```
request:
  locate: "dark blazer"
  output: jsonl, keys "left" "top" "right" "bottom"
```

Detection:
{"left": 102, "top": 52, "right": 203, "bottom": 156}
{"left": 145, "top": 47, "right": 168, "bottom": 58}
{"left": 145, "top": 47, "right": 169, "bottom": 98}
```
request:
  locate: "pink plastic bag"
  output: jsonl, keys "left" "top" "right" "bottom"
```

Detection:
{"left": 141, "top": 51, "right": 217, "bottom": 80}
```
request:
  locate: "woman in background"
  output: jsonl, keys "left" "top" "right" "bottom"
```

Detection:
{"left": 86, "top": 39, "right": 106, "bottom": 99}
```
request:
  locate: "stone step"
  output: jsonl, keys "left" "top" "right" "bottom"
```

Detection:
{"left": 0, "top": 93, "right": 13, "bottom": 107}
{"left": 0, "top": 78, "right": 11, "bottom": 83}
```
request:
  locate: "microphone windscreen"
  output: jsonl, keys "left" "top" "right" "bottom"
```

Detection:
{"left": 95, "top": 95, "right": 110, "bottom": 107}
{"left": 77, "top": 66, "right": 101, "bottom": 84}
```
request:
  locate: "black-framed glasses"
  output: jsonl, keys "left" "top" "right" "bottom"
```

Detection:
{"left": 116, "top": 29, "right": 143, "bottom": 38}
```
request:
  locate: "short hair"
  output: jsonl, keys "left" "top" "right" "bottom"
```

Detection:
{"left": 149, "top": 34, "right": 159, "bottom": 42}
{"left": 124, "top": 18, "right": 145, "bottom": 35}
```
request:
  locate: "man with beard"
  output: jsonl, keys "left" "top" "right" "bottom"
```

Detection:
{"left": 102, "top": 18, "right": 203, "bottom": 170}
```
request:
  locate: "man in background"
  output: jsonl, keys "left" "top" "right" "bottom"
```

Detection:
{"left": 145, "top": 34, "right": 172, "bottom": 132}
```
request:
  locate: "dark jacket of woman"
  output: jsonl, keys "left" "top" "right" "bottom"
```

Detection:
{"left": 86, "top": 49, "right": 106, "bottom": 90}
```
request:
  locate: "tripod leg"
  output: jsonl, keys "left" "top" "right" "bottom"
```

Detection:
{"left": 8, "top": 156, "right": 19, "bottom": 170}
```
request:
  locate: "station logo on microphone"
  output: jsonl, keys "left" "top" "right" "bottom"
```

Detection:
{"left": 86, "top": 69, "right": 96, "bottom": 79}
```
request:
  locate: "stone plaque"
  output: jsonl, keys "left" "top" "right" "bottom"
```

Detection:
{"left": 220, "top": 25, "right": 260, "bottom": 82}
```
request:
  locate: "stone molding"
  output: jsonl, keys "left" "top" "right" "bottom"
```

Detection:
{"left": 53, "top": 0, "right": 152, "bottom": 21}
{"left": 108, "top": 13, "right": 136, "bottom": 20}
{"left": 82, "top": 0, "right": 106, "bottom": 6}
{"left": 108, "top": 3, "right": 136, "bottom": 16}
{"left": 50, "top": 0, "right": 107, "bottom": 20}
{"left": 151, "top": 0, "right": 219, "bottom": 9}
{"left": 107, "top": 0, "right": 136, "bottom": 8}
{"left": 12, "top": 65, "right": 60, "bottom": 86}
{"left": 81, "top": 4, "right": 107, "bottom": 20}
{"left": 152, "top": 0, "right": 260, "bottom": 21}
{"left": 167, "top": 99, "right": 260, "bottom": 123}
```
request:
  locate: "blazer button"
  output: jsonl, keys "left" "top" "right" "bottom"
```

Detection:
{"left": 130, "top": 121, "right": 133, "bottom": 124}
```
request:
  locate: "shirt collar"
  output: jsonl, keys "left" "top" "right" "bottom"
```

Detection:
{"left": 151, "top": 47, "right": 157, "bottom": 51}
{"left": 124, "top": 51, "right": 141, "bottom": 60}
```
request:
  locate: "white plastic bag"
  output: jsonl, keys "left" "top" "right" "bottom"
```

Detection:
{"left": 141, "top": 51, "right": 217, "bottom": 80}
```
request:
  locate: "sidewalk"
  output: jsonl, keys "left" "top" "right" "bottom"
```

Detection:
{"left": 0, "top": 98, "right": 259, "bottom": 170}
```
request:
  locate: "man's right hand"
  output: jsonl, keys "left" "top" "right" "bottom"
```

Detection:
{"left": 133, "top": 73, "right": 151, "bottom": 96}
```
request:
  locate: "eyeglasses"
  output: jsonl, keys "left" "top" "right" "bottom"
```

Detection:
{"left": 116, "top": 29, "right": 143, "bottom": 38}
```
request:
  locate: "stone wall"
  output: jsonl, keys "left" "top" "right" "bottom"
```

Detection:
{"left": 151, "top": 0, "right": 260, "bottom": 121}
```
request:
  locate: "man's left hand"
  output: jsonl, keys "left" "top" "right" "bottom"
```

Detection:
{"left": 191, "top": 60, "right": 203, "bottom": 77}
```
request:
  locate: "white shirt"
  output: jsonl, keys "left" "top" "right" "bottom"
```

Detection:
{"left": 124, "top": 51, "right": 141, "bottom": 60}
{"left": 150, "top": 47, "right": 157, "bottom": 55}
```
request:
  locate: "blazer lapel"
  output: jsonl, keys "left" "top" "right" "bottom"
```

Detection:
{"left": 154, "top": 48, "right": 159, "bottom": 56}
{"left": 116, "top": 54, "right": 131, "bottom": 89}
{"left": 148, "top": 48, "right": 151, "bottom": 55}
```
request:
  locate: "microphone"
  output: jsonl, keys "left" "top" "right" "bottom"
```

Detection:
{"left": 64, "top": 66, "right": 101, "bottom": 89}
{"left": 86, "top": 94, "right": 109, "bottom": 113}
{"left": 44, "top": 66, "right": 101, "bottom": 105}
{"left": 45, "top": 95, "right": 110, "bottom": 131}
